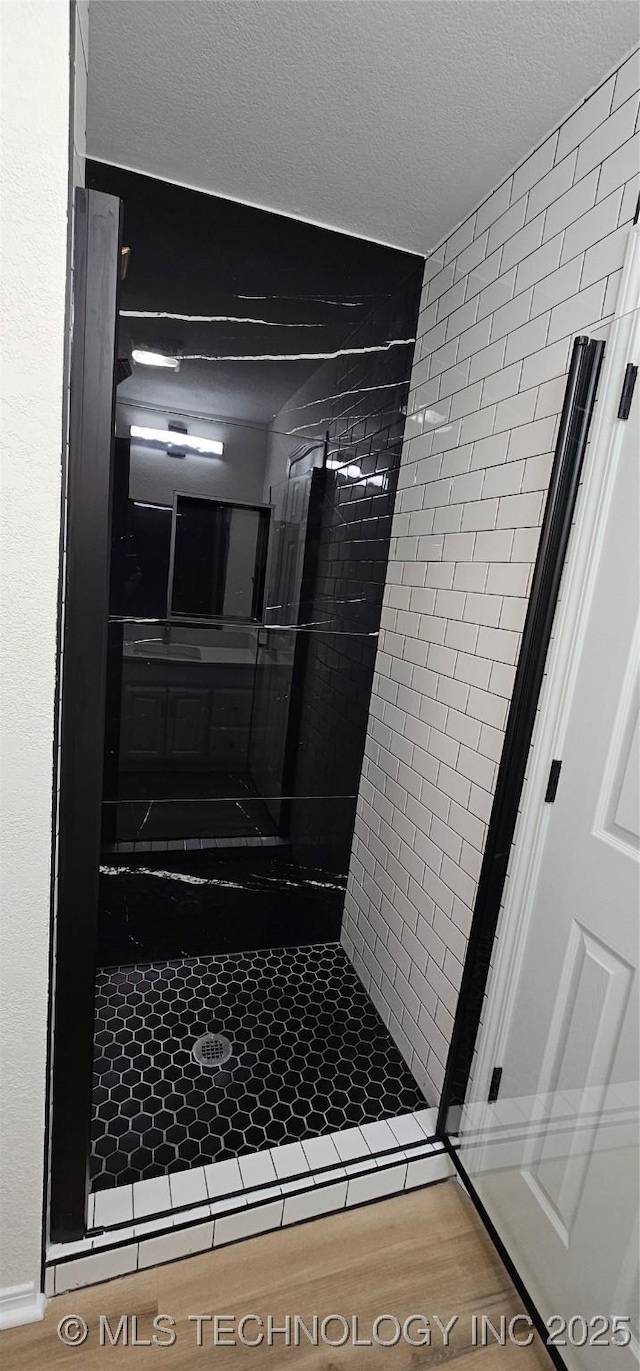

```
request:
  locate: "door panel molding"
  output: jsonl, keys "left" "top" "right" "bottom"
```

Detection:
{"left": 521, "top": 920, "right": 633, "bottom": 1245}
{"left": 595, "top": 624, "right": 640, "bottom": 857}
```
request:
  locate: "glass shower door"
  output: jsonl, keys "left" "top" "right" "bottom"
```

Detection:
{"left": 247, "top": 453, "right": 325, "bottom": 827}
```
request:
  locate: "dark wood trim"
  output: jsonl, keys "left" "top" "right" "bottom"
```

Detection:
{"left": 438, "top": 334, "right": 605, "bottom": 1136}
{"left": 49, "top": 188, "right": 122, "bottom": 1242}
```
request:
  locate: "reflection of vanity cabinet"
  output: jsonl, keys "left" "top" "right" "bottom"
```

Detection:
{"left": 119, "top": 657, "right": 255, "bottom": 771}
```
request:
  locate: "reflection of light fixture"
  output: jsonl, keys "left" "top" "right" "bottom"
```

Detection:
{"left": 421, "top": 409, "right": 448, "bottom": 425}
{"left": 326, "top": 460, "right": 365, "bottom": 480}
{"left": 130, "top": 425, "right": 224, "bottom": 456}
{"left": 405, "top": 406, "right": 448, "bottom": 428}
{"left": 132, "top": 348, "right": 180, "bottom": 370}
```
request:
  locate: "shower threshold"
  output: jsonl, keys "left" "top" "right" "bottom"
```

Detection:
{"left": 43, "top": 944, "right": 454, "bottom": 1295}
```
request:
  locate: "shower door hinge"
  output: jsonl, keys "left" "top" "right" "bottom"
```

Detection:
{"left": 545, "top": 758, "right": 562, "bottom": 803}
{"left": 488, "top": 1067, "right": 502, "bottom": 1103}
{"left": 617, "top": 363, "right": 637, "bottom": 420}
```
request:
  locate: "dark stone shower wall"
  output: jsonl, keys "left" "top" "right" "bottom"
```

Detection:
{"left": 284, "top": 272, "right": 423, "bottom": 873}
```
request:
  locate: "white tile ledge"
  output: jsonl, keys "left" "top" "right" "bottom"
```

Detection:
{"left": 48, "top": 1111, "right": 446, "bottom": 1296}
{"left": 84, "top": 1134, "right": 441, "bottom": 1239}
{"left": 86, "top": 1109, "right": 438, "bottom": 1235}
{"left": 48, "top": 1146, "right": 452, "bottom": 1296}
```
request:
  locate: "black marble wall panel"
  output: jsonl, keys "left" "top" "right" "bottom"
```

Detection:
{"left": 280, "top": 275, "right": 422, "bottom": 874}
{"left": 86, "top": 160, "right": 422, "bottom": 957}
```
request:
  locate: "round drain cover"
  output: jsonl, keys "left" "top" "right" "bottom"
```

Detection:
{"left": 192, "top": 1032, "right": 233, "bottom": 1070}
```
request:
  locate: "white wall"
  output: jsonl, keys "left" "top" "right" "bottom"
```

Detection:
{"left": 118, "top": 402, "right": 268, "bottom": 507}
{"left": 342, "top": 49, "right": 640, "bottom": 1106}
{"left": 0, "top": 0, "right": 71, "bottom": 1320}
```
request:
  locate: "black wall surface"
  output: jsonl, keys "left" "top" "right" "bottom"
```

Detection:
{"left": 282, "top": 275, "right": 422, "bottom": 874}
{"left": 86, "top": 160, "right": 422, "bottom": 960}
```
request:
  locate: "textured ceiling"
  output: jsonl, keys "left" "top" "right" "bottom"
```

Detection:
{"left": 87, "top": 0, "right": 638, "bottom": 254}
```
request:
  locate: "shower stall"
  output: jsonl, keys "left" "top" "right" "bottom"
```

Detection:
{"left": 49, "top": 168, "right": 431, "bottom": 1245}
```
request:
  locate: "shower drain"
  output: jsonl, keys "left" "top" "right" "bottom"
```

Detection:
{"left": 192, "top": 1033, "right": 233, "bottom": 1070}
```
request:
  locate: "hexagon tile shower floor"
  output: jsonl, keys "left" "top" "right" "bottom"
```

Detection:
{"left": 90, "top": 943, "right": 425, "bottom": 1189}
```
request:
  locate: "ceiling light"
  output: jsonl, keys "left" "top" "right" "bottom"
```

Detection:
{"left": 130, "top": 425, "right": 223, "bottom": 456}
{"left": 132, "top": 348, "right": 180, "bottom": 370}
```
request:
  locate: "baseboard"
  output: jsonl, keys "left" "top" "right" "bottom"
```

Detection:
{"left": 0, "top": 1281, "right": 47, "bottom": 1331}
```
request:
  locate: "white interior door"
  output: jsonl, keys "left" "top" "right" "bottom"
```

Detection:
{"left": 464, "top": 246, "right": 640, "bottom": 1371}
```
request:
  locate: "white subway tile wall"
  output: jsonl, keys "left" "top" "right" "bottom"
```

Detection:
{"left": 342, "top": 52, "right": 640, "bottom": 1105}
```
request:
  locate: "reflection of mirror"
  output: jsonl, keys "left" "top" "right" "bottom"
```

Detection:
{"left": 170, "top": 495, "right": 270, "bottom": 622}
